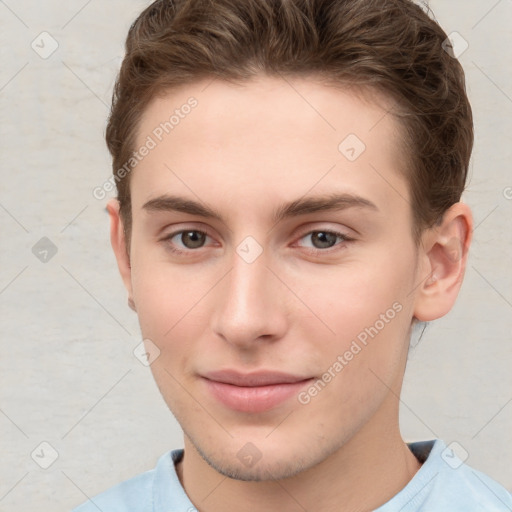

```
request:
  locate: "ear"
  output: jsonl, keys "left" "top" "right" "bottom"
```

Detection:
{"left": 106, "top": 199, "right": 136, "bottom": 312}
{"left": 413, "top": 202, "right": 473, "bottom": 322}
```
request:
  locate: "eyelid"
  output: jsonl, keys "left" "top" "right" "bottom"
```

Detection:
{"left": 160, "top": 224, "right": 356, "bottom": 254}
{"left": 294, "top": 224, "right": 355, "bottom": 238}
{"left": 294, "top": 223, "right": 356, "bottom": 241}
{"left": 160, "top": 223, "right": 215, "bottom": 240}
{"left": 293, "top": 228, "right": 355, "bottom": 250}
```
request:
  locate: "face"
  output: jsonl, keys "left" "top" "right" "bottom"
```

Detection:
{"left": 121, "top": 76, "right": 425, "bottom": 480}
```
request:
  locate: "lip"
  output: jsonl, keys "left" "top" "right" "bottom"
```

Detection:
{"left": 201, "top": 370, "right": 314, "bottom": 413}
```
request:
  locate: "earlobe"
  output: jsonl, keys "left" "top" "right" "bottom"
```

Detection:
{"left": 413, "top": 202, "right": 473, "bottom": 322}
{"left": 128, "top": 296, "right": 137, "bottom": 312}
{"left": 106, "top": 199, "right": 135, "bottom": 311}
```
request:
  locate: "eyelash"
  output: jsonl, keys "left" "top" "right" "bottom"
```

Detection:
{"left": 298, "top": 230, "right": 355, "bottom": 252}
{"left": 161, "top": 228, "right": 354, "bottom": 256}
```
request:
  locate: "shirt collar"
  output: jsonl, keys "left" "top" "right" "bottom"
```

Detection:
{"left": 152, "top": 440, "right": 444, "bottom": 512}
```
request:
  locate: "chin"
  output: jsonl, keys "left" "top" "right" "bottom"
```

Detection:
{"left": 196, "top": 444, "right": 312, "bottom": 482}
{"left": 186, "top": 425, "right": 342, "bottom": 482}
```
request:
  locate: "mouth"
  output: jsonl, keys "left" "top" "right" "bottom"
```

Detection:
{"left": 201, "top": 369, "right": 315, "bottom": 413}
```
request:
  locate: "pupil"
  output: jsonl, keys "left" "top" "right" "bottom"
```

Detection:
{"left": 182, "top": 231, "right": 205, "bottom": 249}
{"left": 313, "top": 232, "right": 337, "bottom": 249}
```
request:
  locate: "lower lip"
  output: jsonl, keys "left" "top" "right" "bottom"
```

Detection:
{"left": 202, "top": 378, "right": 313, "bottom": 413}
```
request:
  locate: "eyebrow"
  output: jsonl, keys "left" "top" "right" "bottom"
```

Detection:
{"left": 142, "top": 192, "right": 379, "bottom": 224}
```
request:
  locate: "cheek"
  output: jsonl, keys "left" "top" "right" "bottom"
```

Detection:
{"left": 131, "top": 268, "right": 177, "bottom": 338}
{"left": 129, "top": 245, "right": 204, "bottom": 336}
{"left": 129, "top": 252, "right": 215, "bottom": 384}
{"left": 301, "top": 287, "right": 409, "bottom": 430}
{"left": 307, "top": 249, "right": 414, "bottom": 369}
{"left": 313, "top": 264, "right": 408, "bottom": 334}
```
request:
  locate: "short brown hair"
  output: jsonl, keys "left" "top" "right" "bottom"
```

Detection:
{"left": 105, "top": 0, "right": 473, "bottom": 247}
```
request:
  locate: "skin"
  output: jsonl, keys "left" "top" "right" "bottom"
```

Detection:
{"left": 108, "top": 75, "right": 472, "bottom": 512}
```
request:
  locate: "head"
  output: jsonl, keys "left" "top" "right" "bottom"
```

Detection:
{"left": 106, "top": 0, "right": 473, "bottom": 480}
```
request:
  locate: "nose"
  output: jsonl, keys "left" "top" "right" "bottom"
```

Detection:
{"left": 210, "top": 249, "right": 289, "bottom": 350}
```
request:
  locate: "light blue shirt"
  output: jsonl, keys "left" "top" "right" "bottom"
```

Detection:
{"left": 72, "top": 439, "right": 512, "bottom": 511}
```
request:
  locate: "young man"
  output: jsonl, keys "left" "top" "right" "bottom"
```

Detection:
{"left": 75, "top": 0, "right": 511, "bottom": 510}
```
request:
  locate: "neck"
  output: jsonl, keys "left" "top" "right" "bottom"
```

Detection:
{"left": 176, "top": 397, "right": 422, "bottom": 512}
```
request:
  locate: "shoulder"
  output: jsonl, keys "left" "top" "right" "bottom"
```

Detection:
{"left": 431, "top": 457, "right": 512, "bottom": 511}
{"left": 71, "top": 467, "right": 155, "bottom": 512}
{"left": 412, "top": 440, "right": 512, "bottom": 511}
{"left": 378, "top": 439, "right": 512, "bottom": 511}
{"left": 71, "top": 450, "right": 181, "bottom": 512}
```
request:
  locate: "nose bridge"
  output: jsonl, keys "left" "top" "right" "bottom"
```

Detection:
{"left": 211, "top": 246, "right": 287, "bottom": 346}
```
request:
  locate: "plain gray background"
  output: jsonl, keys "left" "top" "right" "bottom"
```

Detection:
{"left": 0, "top": 1, "right": 511, "bottom": 510}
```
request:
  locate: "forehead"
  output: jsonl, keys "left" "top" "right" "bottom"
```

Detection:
{"left": 131, "top": 75, "right": 409, "bottom": 222}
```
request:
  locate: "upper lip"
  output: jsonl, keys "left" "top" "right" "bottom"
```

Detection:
{"left": 202, "top": 370, "right": 312, "bottom": 387}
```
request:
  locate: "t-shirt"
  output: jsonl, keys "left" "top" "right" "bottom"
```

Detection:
{"left": 71, "top": 439, "right": 512, "bottom": 511}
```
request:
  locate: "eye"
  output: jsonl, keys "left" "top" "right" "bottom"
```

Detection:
{"left": 160, "top": 227, "right": 353, "bottom": 256}
{"left": 162, "top": 229, "right": 212, "bottom": 254}
{"left": 296, "top": 230, "right": 354, "bottom": 251}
